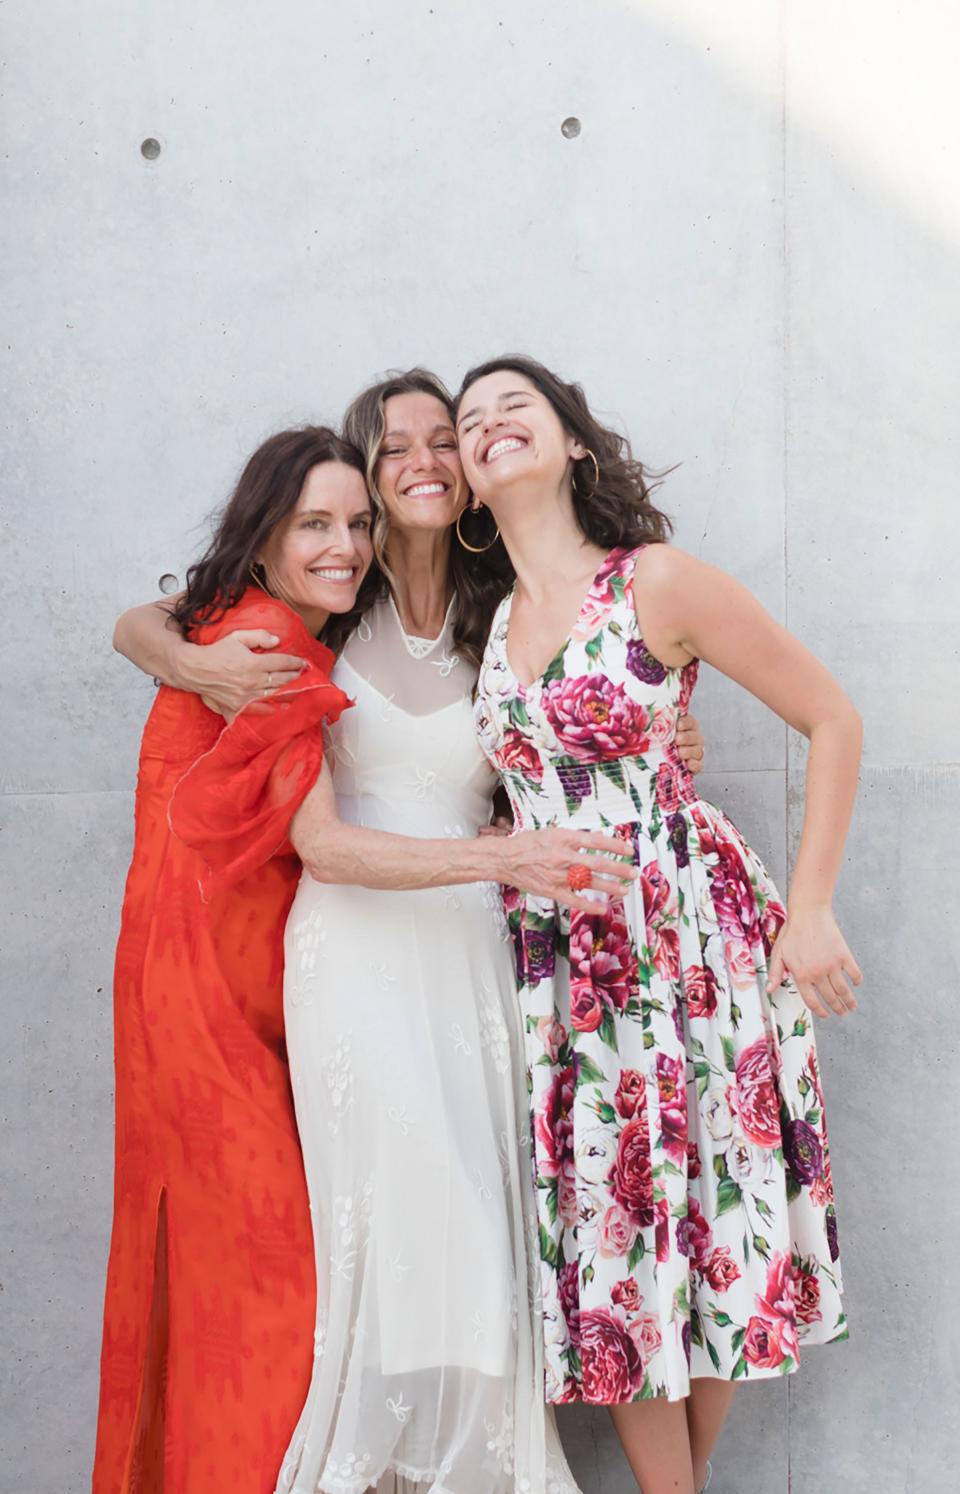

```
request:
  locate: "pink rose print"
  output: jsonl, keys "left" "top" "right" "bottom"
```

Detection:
{"left": 558, "top": 1259, "right": 581, "bottom": 1345}
{"left": 569, "top": 908, "right": 637, "bottom": 1032}
{"left": 735, "top": 1037, "right": 782, "bottom": 1149}
{"left": 676, "top": 1197, "right": 712, "bottom": 1270}
{"left": 598, "top": 1204, "right": 635, "bottom": 1259}
{"left": 683, "top": 963, "right": 719, "bottom": 1020}
{"left": 570, "top": 983, "right": 603, "bottom": 1033}
{"left": 760, "top": 895, "right": 786, "bottom": 959}
{"left": 655, "top": 761, "right": 683, "bottom": 815}
{"left": 640, "top": 861, "right": 681, "bottom": 983}
{"left": 686, "top": 1140, "right": 702, "bottom": 1180}
{"left": 614, "top": 1068, "right": 646, "bottom": 1120}
{"left": 611, "top": 1277, "right": 642, "bottom": 1311}
{"left": 723, "top": 933, "right": 759, "bottom": 992}
{"left": 558, "top": 1174, "right": 578, "bottom": 1228}
{"left": 611, "top": 1112, "right": 654, "bottom": 1226}
{"left": 499, "top": 727, "right": 544, "bottom": 782}
{"left": 579, "top": 1308, "right": 646, "bottom": 1402}
{"left": 702, "top": 1246, "right": 741, "bottom": 1293}
{"left": 570, "top": 587, "right": 617, "bottom": 643}
{"left": 796, "top": 1267, "right": 822, "bottom": 1327}
{"left": 536, "top": 1015, "right": 568, "bottom": 1063}
{"left": 656, "top": 1051, "right": 688, "bottom": 1162}
{"left": 710, "top": 837, "right": 760, "bottom": 944}
{"left": 654, "top": 1196, "right": 670, "bottom": 1262}
{"left": 542, "top": 674, "right": 652, "bottom": 761}
{"left": 536, "top": 1066, "right": 575, "bottom": 1181}
{"left": 755, "top": 1251, "right": 800, "bottom": 1362}
{"left": 628, "top": 1312, "right": 663, "bottom": 1362}
{"left": 743, "top": 1314, "right": 787, "bottom": 1370}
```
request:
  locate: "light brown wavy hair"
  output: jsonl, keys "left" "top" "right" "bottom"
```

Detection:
{"left": 321, "top": 368, "right": 514, "bottom": 667}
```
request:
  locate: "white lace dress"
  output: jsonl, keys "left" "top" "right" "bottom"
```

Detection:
{"left": 276, "top": 595, "right": 578, "bottom": 1494}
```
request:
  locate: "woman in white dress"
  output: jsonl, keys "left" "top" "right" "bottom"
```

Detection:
{"left": 113, "top": 372, "right": 707, "bottom": 1492}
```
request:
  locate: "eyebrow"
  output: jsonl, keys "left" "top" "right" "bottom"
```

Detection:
{"left": 456, "top": 390, "right": 532, "bottom": 428}
{"left": 298, "top": 507, "right": 371, "bottom": 520}
{"left": 382, "top": 424, "right": 455, "bottom": 441}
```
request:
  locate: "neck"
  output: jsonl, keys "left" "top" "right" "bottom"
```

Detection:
{"left": 386, "top": 524, "right": 454, "bottom": 638}
{"left": 492, "top": 482, "right": 603, "bottom": 605}
{"left": 253, "top": 574, "right": 327, "bottom": 638}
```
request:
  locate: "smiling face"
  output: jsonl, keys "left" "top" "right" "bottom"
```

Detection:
{"left": 374, "top": 391, "right": 467, "bottom": 532}
{"left": 257, "top": 461, "right": 373, "bottom": 632}
{"left": 456, "top": 370, "right": 584, "bottom": 510}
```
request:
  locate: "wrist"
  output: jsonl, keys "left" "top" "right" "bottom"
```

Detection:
{"left": 172, "top": 640, "right": 205, "bottom": 693}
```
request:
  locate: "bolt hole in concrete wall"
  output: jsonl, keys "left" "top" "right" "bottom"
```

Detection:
{"left": 3, "top": 4, "right": 959, "bottom": 1493}
{"left": 157, "top": 574, "right": 179, "bottom": 595}
{"left": 560, "top": 115, "right": 582, "bottom": 138}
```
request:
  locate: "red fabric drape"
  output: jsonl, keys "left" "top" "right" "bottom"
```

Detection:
{"left": 92, "top": 591, "right": 348, "bottom": 1494}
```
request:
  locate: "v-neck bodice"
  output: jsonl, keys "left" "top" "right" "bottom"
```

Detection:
{"left": 475, "top": 545, "right": 700, "bottom": 831}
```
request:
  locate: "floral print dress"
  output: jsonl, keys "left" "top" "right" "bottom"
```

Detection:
{"left": 474, "top": 546, "right": 846, "bottom": 1405}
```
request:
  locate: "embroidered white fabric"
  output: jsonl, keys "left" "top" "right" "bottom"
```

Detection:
{"left": 277, "top": 595, "right": 579, "bottom": 1494}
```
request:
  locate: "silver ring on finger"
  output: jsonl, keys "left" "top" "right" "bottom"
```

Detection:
{"left": 267, "top": 671, "right": 273, "bottom": 689}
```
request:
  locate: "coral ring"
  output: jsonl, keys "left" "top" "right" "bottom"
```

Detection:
{"left": 566, "top": 864, "right": 592, "bottom": 893}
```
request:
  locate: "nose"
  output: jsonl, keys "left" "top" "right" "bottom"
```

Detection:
{"left": 325, "top": 522, "right": 360, "bottom": 558}
{"left": 409, "top": 438, "right": 438, "bottom": 472}
{"left": 480, "top": 407, "right": 506, "bottom": 435}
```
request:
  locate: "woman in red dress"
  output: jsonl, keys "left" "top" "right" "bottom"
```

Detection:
{"left": 92, "top": 427, "right": 374, "bottom": 1494}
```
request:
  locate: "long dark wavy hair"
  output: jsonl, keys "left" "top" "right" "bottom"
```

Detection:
{"left": 172, "top": 426, "right": 367, "bottom": 635}
{"left": 322, "top": 368, "right": 514, "bottom": 668}
{"left": 455, "top": 354, "right": 673, "bottom": 550}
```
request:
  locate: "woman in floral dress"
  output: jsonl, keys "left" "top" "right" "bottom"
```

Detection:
{"left": 457, "top": 356, "right": 863, "bottom": 1494}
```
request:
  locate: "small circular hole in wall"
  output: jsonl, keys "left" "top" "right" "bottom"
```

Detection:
{"left": 158, "top": 573, "right": 179, "bottom": 595}
{"left": 560, "top": 117, "right": 581, "bottom": 139}
{"left": 141, "top": 138, "right": 162, "bottom": 160}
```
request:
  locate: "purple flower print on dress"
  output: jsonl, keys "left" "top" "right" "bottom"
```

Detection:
{"left": 556, "top": 762, "right": 594, "bottom": 806}
{"left": 626, "top": 637, "right": 668, "bottom": 686}
{"left": 523, "top": 928, "right": 556, "bottom": 984}
{"left": 826, "top": 1207, "right": 840, "bottom": 1263}
{"left": 667, "top": 811, "right": 689, "bottom": 868}
{"left": 783, "top": 1118, "right": 824, "bottom": 1187}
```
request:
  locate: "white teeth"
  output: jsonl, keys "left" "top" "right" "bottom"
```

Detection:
{"left": 311, "top": 568, "right": 354, "bottom": 580}
{"left": 406, "top": 482, "right": 447, "bottom": 497}
{"left": 485, "top": 437, "right": 525, "bottom": 463}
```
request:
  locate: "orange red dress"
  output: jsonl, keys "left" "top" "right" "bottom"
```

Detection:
{"left": 92, "top": 591, "right": 350, "bottom": 1494}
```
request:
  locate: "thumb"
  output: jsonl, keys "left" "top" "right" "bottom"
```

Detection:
{"left": 227, "top": 629, "right": 281, "bottom": 650}
{"left": 766, "top": 944, "right": 785, "bottom": 995}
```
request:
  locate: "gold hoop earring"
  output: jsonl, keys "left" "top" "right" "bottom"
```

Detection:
{"left": 574, "top": 448, "right": 600, "bottom": 498}
{"left": 455, "top": 505, "right": 500, "bottom": 554}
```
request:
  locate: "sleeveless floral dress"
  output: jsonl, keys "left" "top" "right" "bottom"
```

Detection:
{"left": 474, "top": 546, "right": 847, "bottom": 1405}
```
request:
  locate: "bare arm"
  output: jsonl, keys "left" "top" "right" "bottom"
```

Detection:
{"left": 290, "top": 762, "right": 637, "bottom": 913}
{"left": 634, "top": 545, "right": 863, "bottom": 1018}
{"left": 113, "top": 597, "right": 307, "bottom": 715}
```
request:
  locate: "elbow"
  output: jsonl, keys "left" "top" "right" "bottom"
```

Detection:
{"left": 112, "top": 611, "right": 131, "bottom": 657}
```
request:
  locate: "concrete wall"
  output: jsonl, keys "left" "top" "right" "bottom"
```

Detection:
{"left": 3, "top": 2, "right": 957, "bottom": 1489}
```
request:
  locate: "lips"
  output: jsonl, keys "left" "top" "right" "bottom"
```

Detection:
{"left": 308, "top": 566, "right": 357, "bottom": 583}
{"left": 480, "top": 434, "right": 528, "bottom": 465}
{"left": 402, "top": 481, "right": 451, "bottom": 499}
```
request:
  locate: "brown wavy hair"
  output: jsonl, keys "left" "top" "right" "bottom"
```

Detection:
{"left": 172, "top": 426, "right": 367, "bottom": 635}
{"left": 322, "top": 368, "right": 514, "bottom": 667}
{"left": 455, "top": 354, "right": 673, "bottom": 550}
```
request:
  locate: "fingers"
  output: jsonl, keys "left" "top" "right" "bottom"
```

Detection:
{"left": 571, "top": 854, "right": 636, "bottom": 887}
{"left": 569, "top": 831, "right": 635, "bottom": 860}
{"left": 225, "top": 629, "right": 284, "bottom": 648}
{"left": 827, "top": 965, "right": 858, "bottom": 1013}
{"left": 765, "top": 947, "right": 785, "bottom": 995}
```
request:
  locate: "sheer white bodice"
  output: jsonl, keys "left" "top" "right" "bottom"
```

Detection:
{"left": 276, "top": 595, "right": 578, "bottom": 1494}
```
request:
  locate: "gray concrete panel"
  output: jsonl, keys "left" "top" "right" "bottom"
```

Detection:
{"left": 3, "top": 1, "right": 957, "bottom": 1490}
{"left": 0, "top": 792, "right": 131, "bottom": 1490}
